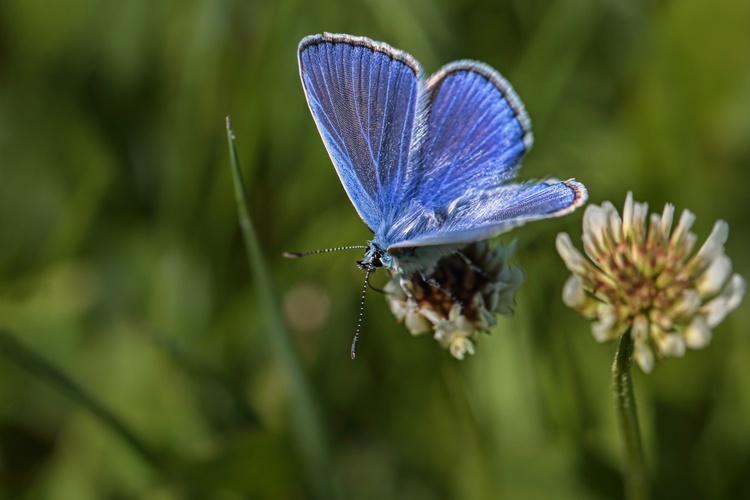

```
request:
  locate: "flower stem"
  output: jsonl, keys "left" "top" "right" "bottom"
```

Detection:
{"left": 612, "top": 330, "right": 648, "bottom": 500}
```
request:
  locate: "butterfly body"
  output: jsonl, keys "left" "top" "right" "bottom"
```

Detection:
{"left": 298, "top": 33, "right": 587, "bottom": 278}
{"left": 359, "top": 239, "right": 463, "bottom": 276}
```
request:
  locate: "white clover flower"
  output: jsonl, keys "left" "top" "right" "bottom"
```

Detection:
{"left": 556, "top": 192, "right": 745, "bottom": 373}
{"left": 385, "top": 241, "right": 524, "bottom": 359}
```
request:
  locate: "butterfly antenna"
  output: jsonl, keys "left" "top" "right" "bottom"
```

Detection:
{"left": 283, "top": 245, "right": 368, "bottom": 259}
{"left": 351, "top": 266, "right": 372, "bottom": 359}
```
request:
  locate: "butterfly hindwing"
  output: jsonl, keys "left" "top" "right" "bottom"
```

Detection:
{"left": 405, "top": 61, "right": 533, "bottom": 210}
{"left": 298, "top": 34, "right": 421, "bottom": 231}
{"left": 389, "top": 179, "right": 587, "bottom": 249}
{"left": 382, "top": 61, "right": 585, "bottom": 250}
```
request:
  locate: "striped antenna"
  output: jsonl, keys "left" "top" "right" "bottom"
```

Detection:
{"left": 350, "top": 266, "right": 373, "bottom": 359}
{"left": 283, "top": 243, "right": 377, "bottom": 359}
{"left": 283, "top": 245, "right": 368, "bottom": 259}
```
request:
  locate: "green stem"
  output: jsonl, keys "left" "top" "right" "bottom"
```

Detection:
{"left": 612, "top": 330, "right": 648, "bottom": 500}
{"left": 0, "top": 330, "right": 163, "bottom": 471}
{"left": 225, "top": 118, "right": 336, "bottom": 499}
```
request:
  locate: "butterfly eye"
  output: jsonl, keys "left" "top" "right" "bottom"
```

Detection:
{"left": 356, "top": 255, "right": 383, "bottom": 270}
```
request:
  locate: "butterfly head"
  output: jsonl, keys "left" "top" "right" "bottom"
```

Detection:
{"left": 357, "top": 242, "right": 394, "bottom": 272}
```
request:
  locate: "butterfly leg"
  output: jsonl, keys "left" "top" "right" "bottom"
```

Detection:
{"left": 398, "top": 273, "right": 464, "bottom": 308}
{"left": 397, "top": 275, "right": 426, "bottom": 322}
{"left": 398, "top": 275, "right": 417, "bottom": 301}
{"left": 418, "top": 272, "right": 465, "bottom": 309}
{"left": 456, "top": 250, "right": 492, "bottom": 281}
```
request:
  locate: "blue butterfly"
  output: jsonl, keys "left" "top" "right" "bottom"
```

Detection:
{"left": 294, "top": 33, "right": 587, "bottom": 354}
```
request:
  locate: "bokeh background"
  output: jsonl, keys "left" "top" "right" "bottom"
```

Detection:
{"left": 1, "top": 0, "right": 749, "bottom": 498}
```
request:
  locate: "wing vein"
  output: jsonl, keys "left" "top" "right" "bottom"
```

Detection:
{"left": 430, "top": 81, "right": 496, "bottom": 195}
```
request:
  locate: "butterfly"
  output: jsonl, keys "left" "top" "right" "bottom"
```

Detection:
{"left": 293, "top": 33, "right": 587, "bottom": 355}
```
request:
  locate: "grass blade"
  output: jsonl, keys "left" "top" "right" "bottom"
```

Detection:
{"left": 0, "top": 330, "right": 163, "bottom": 471}
{"left": 225, "top": 117, "right": 336, "bottom": 499}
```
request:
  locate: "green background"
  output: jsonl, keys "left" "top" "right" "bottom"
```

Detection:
{"left": 1, "top": 0, "right": 749, "bottom": 498}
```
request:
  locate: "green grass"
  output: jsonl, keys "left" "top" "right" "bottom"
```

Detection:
{"left": 0, "top": 0, "right": 749, "bottom": 498}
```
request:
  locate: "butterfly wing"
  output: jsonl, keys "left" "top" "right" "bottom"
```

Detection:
{"left": 389, "top": 179, "right": 587, "bottom": 249}
{"left": 406, "top": 61, "right": 533, "bottom": 204}
{"left": 298, "top": 33, "right": 421, "bottom": 231}
{"left": 384, "top": 61, "right": 586, "bottom": 250}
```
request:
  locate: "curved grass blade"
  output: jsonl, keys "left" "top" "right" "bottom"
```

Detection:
{"left": 146, "top": 327, "right": 262, "bottom": 427}
{"left": 225, "top": 117, "right": 336, "bottom": 499}
{"left": 0, "top": 330, "right": 163, "bottom": 471}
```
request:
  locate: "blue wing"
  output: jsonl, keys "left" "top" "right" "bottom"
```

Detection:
{"left": 406, "top": 61, "right": 533, "bottom": 210}
{"left": 378, "top": 62, "right": 586, "bottom": 249}
{"left": 387, "top": 179, "right": 587, "bottom": 249}
{"left": 298, "top": 33, "right": 421, "bottom": 231}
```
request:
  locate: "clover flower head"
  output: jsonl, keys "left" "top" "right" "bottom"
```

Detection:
{"left": 384, "top": 241, "right": 524, "bottom": 359}
{"left": 556, "top": 192, "right": 745, "bottom": 372}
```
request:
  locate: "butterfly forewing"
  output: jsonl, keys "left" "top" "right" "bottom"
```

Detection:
{"left": 298, "top": 34, "right": 421, "bottom": 231}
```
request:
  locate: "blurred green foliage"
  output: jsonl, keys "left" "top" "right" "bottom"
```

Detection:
{"left": 1, "top": 0, "right": 749, "bottom": 498}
